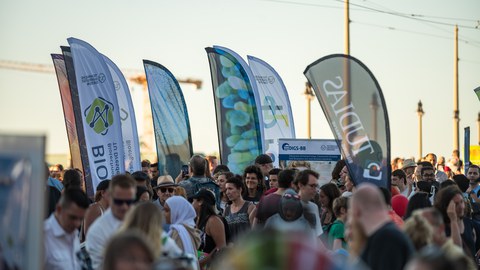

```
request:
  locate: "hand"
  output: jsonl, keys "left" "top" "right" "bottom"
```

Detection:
{"left": 175, "top": 170, "right": 183, "bottom": 183}
{"left": 406, "top": 174, "right": 414, "bottom": 186}
{"left": 447, "top": 199, "right": 457, "bottom": 221}
{"left": 466, "top": 186, "right": 472, "bottom": 193}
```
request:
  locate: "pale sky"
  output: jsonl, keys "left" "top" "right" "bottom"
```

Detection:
{"left": 1, "top": 0, "right": 479, "bottom": 163}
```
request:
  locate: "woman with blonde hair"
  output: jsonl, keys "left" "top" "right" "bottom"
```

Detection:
{"left": 119, "top": 202, "right": 181, "bottom": 258}
{"left": 102, "top": 230, "right": 155, "bottom": 270}
{"left": 174, "top": 186, "right": 188, "bottom": 199}
{"left": 403, "top": 210, "right": 434, "bottom": 251}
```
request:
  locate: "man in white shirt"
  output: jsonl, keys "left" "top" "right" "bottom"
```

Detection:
{"left": 86, "top": 174, "right": 136, "bottom": 269}
{"left": 44, "top": 188, "right": 90, "bottom": 270}
{"left": 296, "top": 169, "right": 324, "bottom": 237}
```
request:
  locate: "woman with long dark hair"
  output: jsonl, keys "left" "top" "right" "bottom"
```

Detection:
{"left": 215, "top": 171, "right": 233, "bottom": 213}
{"left": 81, "top": 180, "right": 110, "bottom": 242}
{"left": 319, "top": 183, "right": 341, "bottom": 228}
{"left": 192, "top": 189, "right": 229, "bottom": 268}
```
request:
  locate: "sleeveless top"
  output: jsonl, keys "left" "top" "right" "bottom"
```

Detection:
{"left": 199, "top": 230, "right": 216, "bottom": 254}
{"left": 224, "top": 201, "right": 251, "bottom": 241}
{"left": 199, "top": 215, "right": 231, "bottom": 253}
{"left": 80, "top": 202, "right": 105, "bottom": 242}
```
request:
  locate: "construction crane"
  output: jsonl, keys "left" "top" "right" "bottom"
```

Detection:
{"left": 0, "top": 59, "right": 203, "bottom": 157}
{"left": 0, "top": 59, "right": 203, "bottom": 89}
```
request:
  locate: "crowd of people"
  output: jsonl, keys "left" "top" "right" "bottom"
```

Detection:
{"left": 42, "top": 151, "right": 480, "bottom": 270}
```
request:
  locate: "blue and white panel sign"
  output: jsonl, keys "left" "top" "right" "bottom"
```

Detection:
{"left": 279, "top": 138, "right": 341, "bottom": 184}
{"left": 279, "top": 139, "right": 341, "bottom": 161}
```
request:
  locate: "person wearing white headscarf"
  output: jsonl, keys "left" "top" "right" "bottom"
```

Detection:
{"left": 164, "top": 196, "right": 201, "bottom": 258}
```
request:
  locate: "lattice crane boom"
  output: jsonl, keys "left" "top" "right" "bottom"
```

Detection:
{"left": 0, "top": 59, "right": 202, "bottom": 89}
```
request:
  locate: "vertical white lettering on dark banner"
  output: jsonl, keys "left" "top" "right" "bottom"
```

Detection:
{"left": 322, "top": 76, "right": 374, "bottom": 157}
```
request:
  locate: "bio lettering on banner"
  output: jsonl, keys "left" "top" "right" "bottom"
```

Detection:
{"left": 68, "top": 37, "right": 125, "bottom": 190}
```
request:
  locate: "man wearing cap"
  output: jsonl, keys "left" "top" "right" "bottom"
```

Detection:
{"left": 254, "top": 169, "right": 295, "bottom": 228}
{"left": 153, "top": 175, "right": 178, "bottom": 211}
{"left": 255, "top": 154, "right": 274, "bottom": 188}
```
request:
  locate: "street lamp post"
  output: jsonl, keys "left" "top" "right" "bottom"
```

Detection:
{"left": 477, "top": 112, "right": 480, "bottom": 145}
{"left": 303, "top": 82, "right": 315, "bottom": 139}
{"left": 417, "top": 100, "right": 424, "bottom": 161}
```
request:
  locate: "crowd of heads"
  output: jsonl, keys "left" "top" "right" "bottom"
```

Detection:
{"left": 42, "top": 150, "right": 480, "bottom": 270}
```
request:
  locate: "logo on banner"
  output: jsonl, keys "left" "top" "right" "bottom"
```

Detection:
{"left": 81, "top": 73, "right": 106, "bottom": 86}
{"left": 255, "top": 75, "right": 275, "bottom": 84}
{"left": 262, "top": 96, "right": 288, "bottom": 128}
{"left": 363, "top": 161, "right": 382, "bottom": 180}
{"left": 282, "top": 143, "right": 306, "bottom": 151}
{"left": 320, "top": 144, "right": 338, "bottom": 151}
{"left": 84, "top": 97, "right": 115, "bottom": 135}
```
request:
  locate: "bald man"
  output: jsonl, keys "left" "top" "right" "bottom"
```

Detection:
{"left": 350, "top": 184, "right": 414, "bottom": 270}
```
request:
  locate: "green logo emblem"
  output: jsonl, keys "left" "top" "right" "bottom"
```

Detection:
{"left": 84, "top": 97, "right": 114, "bottom": 135}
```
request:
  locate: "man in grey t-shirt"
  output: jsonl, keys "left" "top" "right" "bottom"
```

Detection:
{"left": 296, "top": 169, "right": 323, "bottom": 237}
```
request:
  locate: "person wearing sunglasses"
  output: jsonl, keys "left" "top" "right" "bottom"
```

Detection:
{"left": 86, "top": 174, "right": 137, "bottom": 270}
{"left": 153, "top": 175, "right": 178, "bottom": 212}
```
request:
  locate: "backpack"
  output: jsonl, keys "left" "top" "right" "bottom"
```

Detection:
{"left": 193, "top": 179, "right": 221, "bottom": 210}
{"left": 469, "top": 189, "right": 480, "bottom": 220}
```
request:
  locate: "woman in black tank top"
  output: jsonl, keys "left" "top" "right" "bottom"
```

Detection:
{"left": 192, "top": 189, "right": 228, "bottom": 268}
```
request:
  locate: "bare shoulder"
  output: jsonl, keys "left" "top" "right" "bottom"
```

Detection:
{"left": 247, "top": 202, "right": 255, "bottom": 213}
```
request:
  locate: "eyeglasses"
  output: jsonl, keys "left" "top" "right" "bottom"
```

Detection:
{"left": 113, "top": 198, "right": 135, "bottom": 206}
{"left": 160, "top": 187, "right": 175, "bottom": 193}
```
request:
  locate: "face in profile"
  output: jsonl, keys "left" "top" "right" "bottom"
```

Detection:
{"left": 138, "top": 191, "right": 150, "bottom": 202}
{"left": 225, "top": 183, "right": 241, "bottom": 201}
{"left": 164, "top": 202, "right": 171, "bottom": 224}
{"left": 269, "top": 174, "right": 279, "bottom": 189}
{"left": 216, "top": 174, "right": 228, "bottom": 192}
{"left": 319, "top": 190, "right": 329, "bottom": 208}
